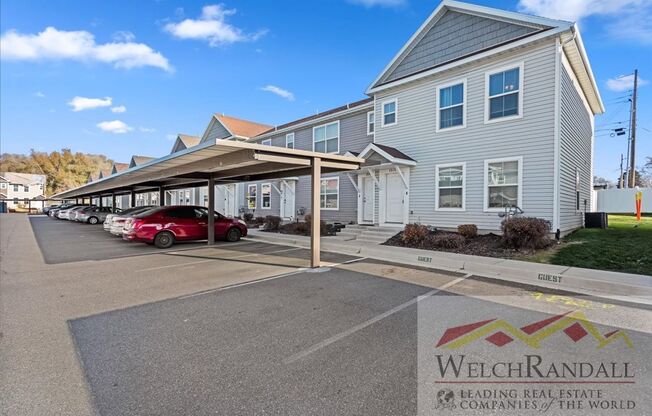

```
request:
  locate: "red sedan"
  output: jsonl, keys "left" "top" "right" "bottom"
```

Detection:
{"left": 122, "top": 205, "right": 248, "bottom": 248}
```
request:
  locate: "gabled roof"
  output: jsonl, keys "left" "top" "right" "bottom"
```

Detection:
{"left": 87, "top": 173, "right": 99, "bottom": 183}
{"left": 366, "top": 1, "right": 603, "bottom": 114}
{"left": 0, "top": 171, "right": 46, "bottom": 185}
{"left": 129, "top": 155, "right": 155, "bottom": 168}
{"left": 111, "top": 163, "right": 129, "bottom": 174}
{"left": 215, "top": 114, "right": 273, "bottom": 139}
{"left": 170, "top": 134, "right": 201, "bottom": 154}
{"left": 98, "top": 169, "right": 111, "bottom": 179}
{"left": 356, "top": 143, "right": 416, "bottom": 166}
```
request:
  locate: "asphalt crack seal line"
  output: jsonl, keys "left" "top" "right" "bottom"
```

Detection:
{"left": 283, "top": 273, "right": 471, "bottom": 364}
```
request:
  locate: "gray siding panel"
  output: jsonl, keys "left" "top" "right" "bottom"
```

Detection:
{"left": 383, "top": 11, "right": 539, "bottom": 83}
{"left": 559, "top": 66, "right": 592, "bottom": 232}
{"left": 374, "top": 41, "right": 557, "bottom": 231}
{"left": 204, "top": 119, "right": 231, "bottom": 142}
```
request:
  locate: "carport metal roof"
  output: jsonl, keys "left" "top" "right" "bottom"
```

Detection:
{"left": 52, "top": 140, "right": 365, "bottom": 268}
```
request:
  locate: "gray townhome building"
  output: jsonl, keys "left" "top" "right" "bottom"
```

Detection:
{"left": 197, "top": 0, "right": 603, "bottom": 235}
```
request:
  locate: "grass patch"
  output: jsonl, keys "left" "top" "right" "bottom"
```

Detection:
{"left": 548, "top": 215, "right": 652, "bottom": 276}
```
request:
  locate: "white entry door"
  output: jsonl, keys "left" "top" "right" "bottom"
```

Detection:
{"left": 362, "top": 176, "right": 374, "bottom": 223}
{"left": 224, "top": 184, "right": 236, "bottom": 217}
{"left": 385, "top": 173, "right": 404, "bottom": 223}
{"left": 280, "top": 181, "right": 295, "bottom": 220}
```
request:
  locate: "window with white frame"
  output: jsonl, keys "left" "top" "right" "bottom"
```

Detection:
{"left": 485, "top": 158, "right": 521, "bottom": 210}
{"left": 367, "top": 111, "right": 375, "bottom": 135}
{"left": 437, "top": 80, "right": 465, "bottom": 130}
{"left": 286, "top": 133, "right": 294, "bottom": 149}
{"left": 262, "top": 139, "right": 272, "bottom": 146}
{"left": 24, "top": 185, "right": 29, "bottom": 192}
{"left": 436, "top": 164, "right": 465, "bottom": 210}
{"left": 13, "top": 184, "right": 19, "bottom": 192}
{"left": 382, "top": 99, "right": 397, "bottom": 126}
{"left": 320, "top": 177, "right": 339, "bottom": 210}
{"left": 261, "top": 183, "right": 271, "bottom": 209}
{"left": 0, "top": 182, "right": 6, "bottom": 189}
{"left": 247, "top": 184, "right": 257, "bottom": 209}
{"left": 487, "top": 64, "right": 522, "bottom": 121}
{"left": 313, "top": 121, "right": 339, "bottom": 154}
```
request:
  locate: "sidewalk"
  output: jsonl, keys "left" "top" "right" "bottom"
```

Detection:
{"left": 246, "top": 229, "right": 652, "bottom": 305}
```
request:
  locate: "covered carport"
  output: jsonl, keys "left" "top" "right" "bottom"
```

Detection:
{"left": 52, "top": 140, "right": 364, "bottom": 267}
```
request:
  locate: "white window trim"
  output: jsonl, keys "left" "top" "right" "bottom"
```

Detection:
{"left": 261, "top": 183, "right": 272, "bottom": 210}
{"left": 247, "top": 184, "right": 257, "bottom": 209}
{"left": 435, "top": 162, "right": 466, "bottom": 211}
{"left": 381, "top": 98, "right": 398, "bottom": 127}
{"left": 366, "top": 111, "right": 375, "bottom": 135}
{"left": 435, "top": 78, "right": 467, "bottom": 132}
{"left": 261, "top": 139, "right": 272, "bottom": 146}
{"left": 484, "top": 62, "right": 524, "bottom": 125}
{"left": 320, "top": 176, "right": 340, "bottom": 211}
{"left": 312, "top": 120, "right": 340, "bottom": 154}
{"left": 285, "top": 132, "right": 295, "bottom": 148}
{"left": 483, "top": 156, "right": 523, "bottom": 212}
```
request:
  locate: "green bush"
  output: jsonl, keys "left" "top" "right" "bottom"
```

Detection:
{"left": 401, "top": 224, "right": 430, "bottom": 247}
{"left": 501, "top": 217, "right": 551, "bottom": 250}
{"left": 457, "top": 224, "right": 478, "bottom": 238}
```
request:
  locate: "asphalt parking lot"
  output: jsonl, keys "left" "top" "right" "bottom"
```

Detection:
{"left": 3, "top": 214, "right": 652, "bottom": 416}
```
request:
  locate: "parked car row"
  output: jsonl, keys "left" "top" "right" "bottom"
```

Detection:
{"left": 50, "top": 203, "right": 248, "bottom": 248}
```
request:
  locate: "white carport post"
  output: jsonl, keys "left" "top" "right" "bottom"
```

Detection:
{"left": 207, "top": 177, "right": 215, "bottom": 245}
{"left": 311, "top": 157, "right": 321, "bottom": 268}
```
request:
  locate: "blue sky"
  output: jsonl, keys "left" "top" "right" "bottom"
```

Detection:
{"left": 1, "top": 0, "right": 650, "bottom": 181}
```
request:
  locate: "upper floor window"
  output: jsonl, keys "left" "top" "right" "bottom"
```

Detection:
{"left": 367, "top": 111, "right": 375, "bottom": 135}
{"left": 24, "top": 185, "right": 29, "bottom": 192}
{"left": 261, "top": 183, "right": 271, "bottom": 209}
{"left": 486, "top": 63, "right": 523, "bottom": 122}
{"left": 484, "top": 157, "right": 522, "bottom": 211}
{"left": 0, "top": 182, "right": 6, "bottom": 189}
{"left": 382, "top": 99, "right": 397, "bottom": 126}
{"left": 286, "top": 133, "right": 295, "bottom": 149}
{"left": 437, "top": 79, "right": 466, "bottom": 131}
{"left": 246, "top": 184, "right": 257, "bottom": 209}
{"left": 320, "top": 177, "right": 339, "bottom": 210}
{"left": 313, "top": 121, "right": 339, "bottom": 154}
{"left": 13, "top": 184, "right": 19, "bottom": 192}
{"left": 262, "top": 139, "right": 272, "bottom": 146}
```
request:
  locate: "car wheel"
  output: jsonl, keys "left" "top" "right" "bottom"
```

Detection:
{"left": 226, "top": 227, "right": 241, "bottom": 242}
{"left": 88, "top": 216, "right": 99, "bottom": 224}
{"left": 154, "top": 231, "right": 175, "bottom": 249}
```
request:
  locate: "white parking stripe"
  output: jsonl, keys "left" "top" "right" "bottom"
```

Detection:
{"left": 283, "top": 273, "right": 471, "bottom": 365}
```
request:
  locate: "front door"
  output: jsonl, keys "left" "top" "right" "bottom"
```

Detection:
{"left": 224, "top": 184, "right": 236, "bottom": 217}
{"left": 385, "top": 173, "right": 404, "bottom": 223}
{"left": 280, "top": 181, "right": 295, "bottom": 220}
{"left": 362, "top": 176, "right": 374, "bottom": 223}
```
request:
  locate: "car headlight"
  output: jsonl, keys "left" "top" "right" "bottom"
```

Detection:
{"left": 238, "top": 219, "right": 246, "bottom": 226}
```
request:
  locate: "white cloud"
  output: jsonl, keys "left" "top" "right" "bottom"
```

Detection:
{"left": 97, "top": 120, "right": 133, "bottom": 134}
{"left": 111, "top": 105, "right": 127, "bottom": 113}
{"left": 606, "top": 74, "right": 649, "bottom": 92}
{"left": 166, "top": 133, "right": 177, "bottom": 141}
{"left": 139, "top": 127, "right": 156, "bottom": 133}
{"left": 348, "top": 0, "right": 406, "bottom": 7}
{"left": 0, "top": 27, "right": 172, "bottom": 71}
{"left": 112, "top": 31, "right": 135, "bottom": 42}
{"left": 260, "top": 85, "right": 295, "bottom": 101}
{"left": 164, "top": 4, "right": 267, "bottom": 46}
{"left": 34, "top": 91, "right": 45, "bottom": 98}
{"left": 69, "top": 96, "right": 112, "bottom": 111}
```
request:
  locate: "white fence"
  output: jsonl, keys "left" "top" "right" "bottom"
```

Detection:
{"left": 593, "top": 188, "right": 651, "bottom": 213}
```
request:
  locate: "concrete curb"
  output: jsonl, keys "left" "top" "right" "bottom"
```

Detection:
{"left": 246, "top": 231, "right": 652, "bottom": 305}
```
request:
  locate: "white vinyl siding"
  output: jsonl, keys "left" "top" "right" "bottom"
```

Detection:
{"left": 246, "top": 184, "right": 257, "bottom": 209}
{"left": 261, "top": 183, "right": 271, "bottom": 209}
{"left": 436, "top": 163, "right": 465, "bottom": 210}
{"left": 320, "top": 177, "right": 339, "bottom": 210}
{"left": 436, "top": 79, "right": 466, "bottom": 131}
{"left": 286, "top": 133, "right": 295, "bottom": 148}
{"left": 382, "top": 99, "right": 397, "bottom": 126}
{"left": 313, "top": 121, "right": 339, "bottom": 154}
{"left": 484, "top": 157, "right": 522, "bottom": 211}
{"left": 485, "top": 62, "right": 524, "bottom": 123}
{"left": 367, "top": 111, "right": 375, "bottom": 135}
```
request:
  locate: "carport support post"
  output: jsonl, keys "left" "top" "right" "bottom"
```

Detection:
{"left": 98, "top": 195, "right": 103, "bottom": 208}
{"left": 207, "top": 177, "right": 215, "bottom": 245}
{"left": 158, "top": 187, "right": 164, "bottom": 207}
{"left": 111, "top": 193, "right": 116, "bottom": 212}
{"left": 310, "top": 157, "right": 321, "bottom": 268}
{"left": 130, "top": 191, "right": 136, "bottom": 208}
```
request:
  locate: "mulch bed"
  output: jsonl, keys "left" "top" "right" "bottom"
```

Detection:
{"left": 383, "top": 230, "right": 547, "bottom": 259}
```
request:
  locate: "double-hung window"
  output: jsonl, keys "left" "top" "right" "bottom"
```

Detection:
{"left": 313, "top": 121, "right": 339, "bottom": 154}
{"left": 286, "top": 133, "right": 295, "bottom": 149}
{"left": 262, "top": 139, "right": 272, "bottom": 146}
{"left": 382, "top": 99, "right": 397, "bottom": 126}
{"left": 0, "top": 182, "right": 6, "bottom": 189}
{"left": 261, "top": 183, "right": 271, "bottom": 209}
{"left": 247, "top": 184, "right": 257, "bottom": 209}
{"left": 367, "top": 111, "right": 375, "bottom": 135}
{"left": 24, "top": 185, "right": 29, "bottom": 192}
{"left": 320, "top": 177, "right": 339, "bottom": 210}
{"left": 13, "top": 184, "right": 19, "bottom": 192}
{"left": 436, "top": 163, "right": 465, "bottom": 210}
{"left": 486, "top": 63, "right": 523, "bottom": 122}
{"left": 437, "top": 80, "right": 466, "bottom": 131}
{"left": 484, "top": 157, "right": 522, "bottom": 210}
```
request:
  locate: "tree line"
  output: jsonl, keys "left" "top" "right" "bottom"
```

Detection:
{"left": 0, "top": 149, "right": 114, "bottom": 196}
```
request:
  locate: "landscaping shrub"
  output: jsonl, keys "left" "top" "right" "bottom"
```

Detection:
{"left": 501, "top": 217, "right": 551, "bottom": 250}
{"left": 294, "top": 221, "right": 310, "bottom": 235}
{"left": 298, "top": 213, "right": 329, "bottom": 235}
{"left": 254, "top": 216, "right": 266, "bottom": 225}
{"left": 430, "top": 233, "right": 465, "bottom": 249}
{"left": 457, "top": 224, "right": 478, "bottom": 238}
{"left": 264, "top": 215, "right": 282, "bottom": 231}
{"left": 401, "top": 223, "right": 430, "bottom": 247}
{"left": 243, "top": 213, "right": 254, "bottom": 222}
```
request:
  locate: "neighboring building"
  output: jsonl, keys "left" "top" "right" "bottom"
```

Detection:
{"left": 0, "top": 172, "right": 47, "bottom": 211}
{"left": 110, "top": 162, "right": 129, "bottom": 175}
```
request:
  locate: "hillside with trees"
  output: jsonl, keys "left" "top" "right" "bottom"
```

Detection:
{"left": 0, "top": 149, "right": 114, "bottom": 196}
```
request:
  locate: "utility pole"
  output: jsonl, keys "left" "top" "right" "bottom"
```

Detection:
{"left": 619, "top": 154, "right": 624, "bottom": 188}
{"left": 629, "top": 69, "right": 638, "bottom": 188}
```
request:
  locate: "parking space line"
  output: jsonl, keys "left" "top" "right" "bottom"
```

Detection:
{"left": 283, "top": 273, "right": 471, "bottom": 365}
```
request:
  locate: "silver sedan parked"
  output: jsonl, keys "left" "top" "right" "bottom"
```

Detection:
{"left": 78, "top": 207, "right": 117, "bottom": 224}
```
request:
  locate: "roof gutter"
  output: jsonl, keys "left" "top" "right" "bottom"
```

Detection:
{"left": 568, "top": 24, "right": 605, "bottom": 114}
